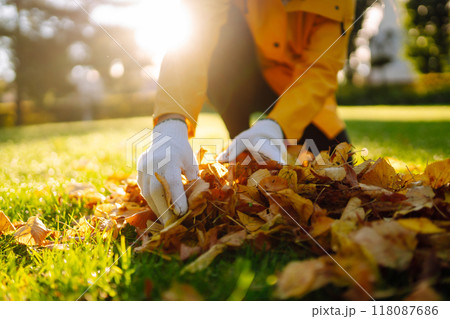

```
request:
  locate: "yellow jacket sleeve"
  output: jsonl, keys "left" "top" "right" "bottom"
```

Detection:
{"left": 154, "top": 0, "right": 230, "bottom": 138}
{"left": 267, "top": 15, "right": 350, "bottom": 140}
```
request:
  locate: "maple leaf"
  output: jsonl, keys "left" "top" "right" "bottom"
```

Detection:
{"left": 14, "top": 216, "right": 52, "bottom": 246}
{"left": 0, "top": 211, "right": 16, "bottom": 235}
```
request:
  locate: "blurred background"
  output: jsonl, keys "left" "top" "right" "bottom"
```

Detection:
{"left": 0, "top": 0, "right": 448, "bottom": 127}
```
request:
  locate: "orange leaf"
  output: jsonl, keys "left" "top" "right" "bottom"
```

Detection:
{"left": 0, "top": 211, "right": 15, "bottom": 234}
{"left": 259, "top": 176, "right": 289, "bottom": 192}
{"left": 126, "top": 209, "right": 157, "bottom": 229}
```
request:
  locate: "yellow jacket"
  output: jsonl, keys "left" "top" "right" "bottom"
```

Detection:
{"left": 154, "top": 0, "right": 355, "bottom": 140}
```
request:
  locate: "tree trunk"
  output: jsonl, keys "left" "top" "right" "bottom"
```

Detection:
{"left": 14, "top": 0, "right": 23, "bottom": 126}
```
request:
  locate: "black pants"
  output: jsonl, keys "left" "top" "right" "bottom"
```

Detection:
{"left": 207, "top": 5, "right": 350, "bottom": 153}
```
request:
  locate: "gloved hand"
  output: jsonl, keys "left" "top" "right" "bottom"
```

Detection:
{"left": 137, "top": 119, "right": 198, "bottom": 224}
{"left": 217, "top": 119, "right": 287, "bottom": 165}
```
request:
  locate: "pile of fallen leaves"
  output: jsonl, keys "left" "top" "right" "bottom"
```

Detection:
{"left": 1, "top": 143, "right": 449, "bottom": 300}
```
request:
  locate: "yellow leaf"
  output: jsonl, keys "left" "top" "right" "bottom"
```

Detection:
{"left": 360, "top": 158, "right": 397, "bottom": 189}
{"left": 65, "top": 182, "right": 105, "bottom": 206}
{"left": 0, "top": 211, "right": 15, "bottom": 234}
{"left": 423, "top": 159, "right": 450, "bottom": 189}
{"left": 274, "top": 188, "right": 314, "bottom": 224}
{"left": 155, "top": 172, "right": 172, "bottom": 208}
{"left": 94, "top": 203, "right": 118, "bottom": 218}
{"left": 331, "top": 142, "right": 352, "bottom": 164}
{"left": 397, "top": 218, "right": 445, "bottom": 234}
{"left": 247, "top": 169, "right": 271, "bottom": 187}
{"left": 278, "top": 167, "right": 298, "bottom": 190}
{"left": 237, "top": 211, "right": 265, "bottom": 232}
{"left": 14, "top": 216, "right": 52, "bottom": 246}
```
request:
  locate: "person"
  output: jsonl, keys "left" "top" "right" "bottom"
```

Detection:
{"left": 137, "top": 0, "right": 356, "bottom": 224}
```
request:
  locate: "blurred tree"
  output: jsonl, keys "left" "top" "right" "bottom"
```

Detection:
{"left": 405, "top": 0, "right": 449, "bottom": 73}
{"left": 344, "top": 0, "right": 378, "bottom": 82}
{"left": 0, "top": 0, "right": 144, "bottom": 125}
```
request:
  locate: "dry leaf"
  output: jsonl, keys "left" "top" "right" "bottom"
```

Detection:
{"left": 309, "top": 215, "right": 335, "bottom": 238}
{"left": 322, "top": 167, "right": 346, "bottom": 181}
{"left": 331, "top": 142, "right": 352, "bottom": 164}
{"left": 0, "top": 211, "right": 15, "bottom": 234}
{"left": 397, "top": 218, "right": 445, "bottom": 234}
{"left": 155, "top": 172, "right": 172, "bottom": 208}
{"left": 394, "top": 186, "right": 435, "bottom": 217}
{"left": 360, "top": 158, "right": 397, "bottom": 189}
{"left": 65, "top": 182, "right": 105, "bottom": 207}
{"left": 351, "top": 221, "right": 417, "bottom": 270}
{"left": 14, "top": 216, "right": 52, "bottom": 246}
{"left": 125, "top": 209, "right": 157, "bottom": 229}
{"left": 182, "top": 244, "right": 226, "bottom": 273}
{"left": 276, "top": 257, "right": 336, "bottom": 299}
{"left": 247, "top": 169, "right": 271, "bottom": 187}
{"left": 185, "top": 178, "right": 210, "bottom": 209}
{"left": 341, "top": 197, "right": 365, "bottom": 222}
{"left": 423, "top": 159, "right": 450, "bottom": 189}
{"left": 237, "top": 211, "right": 265, "bottom": 232}
{"left": 259, "top": 176, "right": 289, "bottom": 192}
{"left": 353, "top": 160, "right": 374, "bottom": 176}
{"left": 278, "top": 167, "right": 298, "bottom": 190}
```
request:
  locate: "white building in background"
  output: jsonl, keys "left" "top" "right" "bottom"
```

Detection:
{"left": 352, "top": 0, "right": 415, "bottom": 85}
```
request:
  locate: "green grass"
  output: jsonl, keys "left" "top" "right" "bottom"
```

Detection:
{"left": 0, "top": 106, "right": 449, "bottom": 300}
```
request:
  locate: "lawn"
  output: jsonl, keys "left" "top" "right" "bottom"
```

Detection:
{"left": 0, "top": 106, "right": 449, "bottom": 300}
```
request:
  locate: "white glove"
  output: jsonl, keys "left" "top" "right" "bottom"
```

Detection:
{"left": 217, "top": 119, "right": 287, "bottom": 165}
{"left": 137, "top": 119, "right": 198, "bottom": 224}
